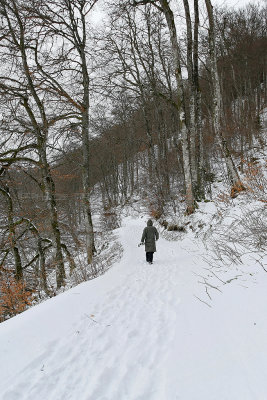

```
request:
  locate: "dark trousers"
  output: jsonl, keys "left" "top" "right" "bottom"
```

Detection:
{"left": 146, "top": 252, "right": 154, "bottom": 262}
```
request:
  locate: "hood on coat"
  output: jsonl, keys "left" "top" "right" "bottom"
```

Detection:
{"left": 147, "top": 219, "right": 153, "bottom": 226}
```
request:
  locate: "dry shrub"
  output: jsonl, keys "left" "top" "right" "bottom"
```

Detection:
{"left": 167, "top": 224, "right": 186, "bottom": 232}
{"left": 244, "top": 160, "right": 267, "bottom": 202}
{"left": 0, "top": 274, "right": 33, "bottom": 322}
{"left": 230, "top": 180, "right": 245, "bottom": 198}
{"left": 149, "top": 208, "right": 162, "bottom": 220}
{"left": 207, "top": 158, "right": 267, "bottom": 267}
{"left": 185, "top": 204, "right": 195, "bottom": 215}
{"left": 217, "top": 191, "right": 231, "bottom": 205}
{"left": 160, "top": 220, "right": 168, "bottom": 229}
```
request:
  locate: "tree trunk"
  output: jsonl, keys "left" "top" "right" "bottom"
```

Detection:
{"left": 205, "top": 0, "right": 244, "bottom": 195}
{"left": 183, "top": 0, "right": 198, "bottom": 191}
{"left": 6, "top": 0, "right": 66, "bottom": 288}
{"left": 0, "top": 188, "right": 23, "bottom": 280}
{"left": 81, "top": 69, "right": 96, "bottom": 264}
{"left": 193, "top": 0, "right": 205, "bottom": 199}
{"left": 159, "top": 0, "right": 195, "bottom": 213}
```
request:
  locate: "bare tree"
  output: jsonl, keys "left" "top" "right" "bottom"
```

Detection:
{"left": 25, "top": 0, "right": 98, "bottom": 264}
{"left": 204, "top": 0, "right": 244, "bottom": 196}
{"left": 0, "top": 0, "right": 66, "bottom": 287}
{"left": 131, "top": 1, "right": 195, "bottom": 212}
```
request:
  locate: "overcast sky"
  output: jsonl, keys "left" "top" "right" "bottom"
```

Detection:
{"left": 89, "top": 0, "right": 266, "bottom": 34}
{"left": 213, "top": 0, "right": 266, "bottom": 8}
{"left": 91, "top": 0, "right": 266, "bottom": 25}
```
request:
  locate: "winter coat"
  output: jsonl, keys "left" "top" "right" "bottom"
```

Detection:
{"left": 141, "top": 219, "right": 159, "bottom": 252}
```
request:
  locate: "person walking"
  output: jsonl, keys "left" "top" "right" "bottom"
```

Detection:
{"left": 140, "top": 219, "right": 159, "bottom": 264}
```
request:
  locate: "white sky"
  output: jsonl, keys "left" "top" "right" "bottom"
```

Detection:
{"left": 91, "top": 0, "right": 266, "bottom": 26}
{"left": 213, "top": 0, "right": 266, "bottom": 8}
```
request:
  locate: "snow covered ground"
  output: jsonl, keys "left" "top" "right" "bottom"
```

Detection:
{"left": 1, "top": 216, "right": 267, "bottom": 400}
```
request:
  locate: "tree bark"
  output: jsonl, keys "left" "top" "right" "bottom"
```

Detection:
{"left": 63, "top": 1, "right": 96, "bottom": 264}
{"left": 193, "top": 0, "right": 205, "bottom": 199}
{"left": 158, "top": 0, "right": 195, "bottom": 213}
{"left": 0, "top": 188, "right": 23, "bottom": 280}
{"left": 205, "top": 0, "right": 244, "bottom": 194}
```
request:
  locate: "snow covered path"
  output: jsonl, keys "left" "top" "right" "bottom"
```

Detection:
{"left": 1, "top": 216, "right": 267, "bottom": 400}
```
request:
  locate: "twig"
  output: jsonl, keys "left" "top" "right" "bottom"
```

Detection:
{"left": 194, "top": 295, "right": 212, "bottom": 308}
{"left": 205, "top": 287, "right": 212, "bottom": 300}
{"left": 256, "top": 259, "right": 267, "bottom": 273}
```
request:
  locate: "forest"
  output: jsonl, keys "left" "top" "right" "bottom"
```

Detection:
{"left": 0, "top": 0, "right": 266, "bottom": 322}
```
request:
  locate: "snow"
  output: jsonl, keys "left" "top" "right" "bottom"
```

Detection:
{"left": 1, "top": 216, "right": 267, "bottom": 400}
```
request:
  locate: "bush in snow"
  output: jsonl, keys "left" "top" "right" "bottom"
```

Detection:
{"left": 0, "top": 274, "right": 33, "bottom": 322}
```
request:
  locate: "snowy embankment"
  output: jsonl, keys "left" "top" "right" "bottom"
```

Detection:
{"left": 1, "top": 216, "right": 267, "bottom": 400}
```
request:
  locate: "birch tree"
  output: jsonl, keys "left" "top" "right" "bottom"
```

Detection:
{"left": 204, "top": 0, "right": 244, "bottom": 195}
{"left": 133, "top": 0, "right": 196, "bottom": 213}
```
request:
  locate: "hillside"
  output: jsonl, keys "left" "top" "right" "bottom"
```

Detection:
{"left": 0, "top": 1, "right": 266, "bottom": 398}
